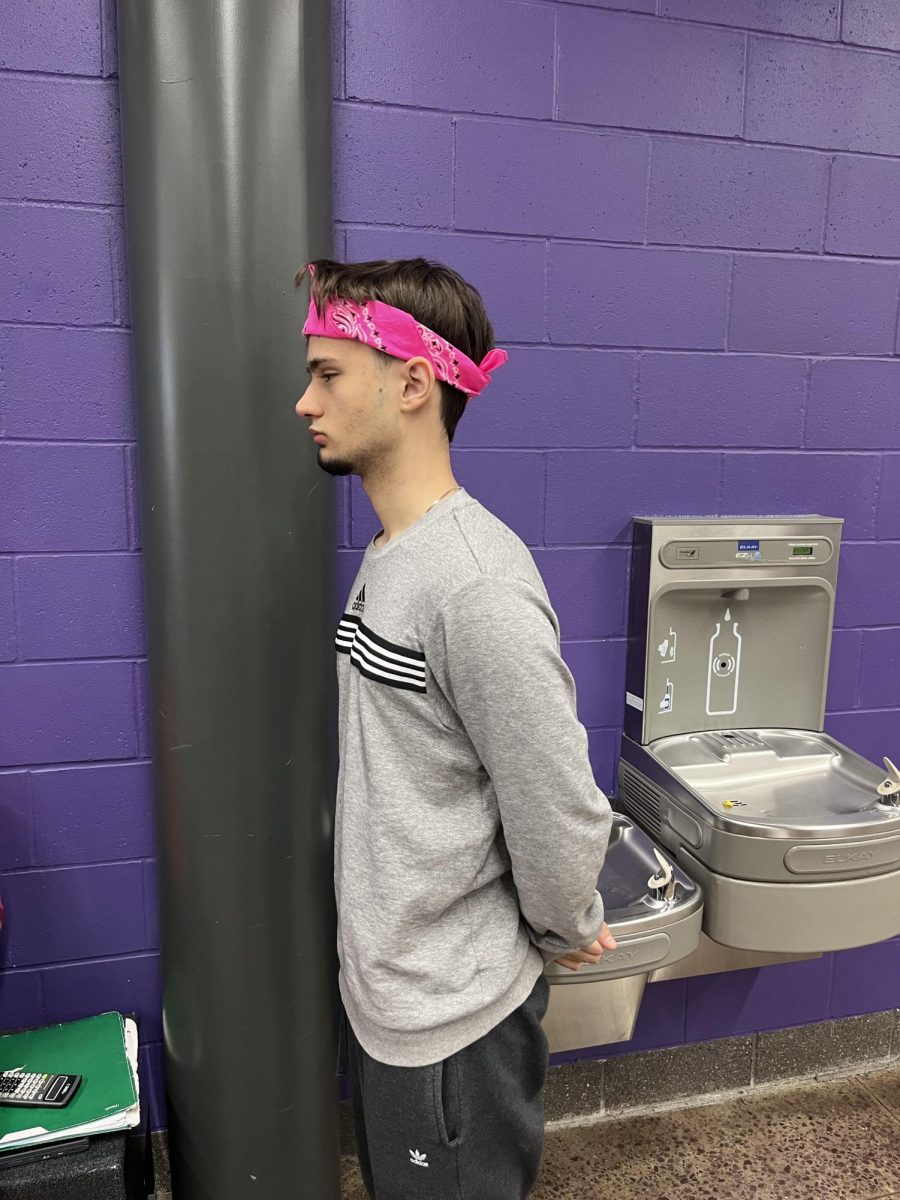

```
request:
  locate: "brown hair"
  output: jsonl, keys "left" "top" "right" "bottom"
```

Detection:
{"left": 295, "top": 257, "right": 496, "bottom": 443}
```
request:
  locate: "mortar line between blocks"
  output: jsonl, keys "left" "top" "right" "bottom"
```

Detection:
{"left": 824, "top": 700, "right": 900, "bottom": 718}
{"left": 9, "top": 553, "right": 22, "bottom": 665}
{"left": 2, "top": 754, "right": 152, "bottom": 776}
{"left": 552, "top": 9, "right": 560, "bottom": 121}
{"left": 821, "top": 155, "right": 835, "bottom": 254}
{"left": 542, "top": 239, "right": 551, "bottom": 344}
{"left": 140, "top": 849, "right": 150, "bottom": 949}
{"left": 495, "top": 344, "right": 900, "bottom": 362}
{"left": 853, "top": 632, "right": 865, "bottom": 708}
{"left": 642, "top": 138, "right": 652, "bottom": 245}
{"left": 740, "top": 33, "right": 749, "bottom": 141}
{"left": 541, "top": 452, "right": 549, "bottom": 546}
{"left": 450, "top": 117, "right": 457, "bottom": 228}
{"left": 342, "top": 0, "right": 347, "bottom": 99}
{"left": 542, "top": 4, "right": 900, "bottom": 62}
{"left": 108, "top": 210, "right": 122, "bottom": 326}
{"left": 871, "top": 450, "right": 887, "bottom": 550}
{"left": 123, "top": 444, "right": 137, "bottom": 550}
{"left": 98, "top": 0, "right": 108, "bottom": 77}
{"left": 335, "top": 98, "right": 900, "bottom": 162}
{"left": 0, "top": 551, "right": 141, "bottom": 564}
{"left": 25, "top": 769, "right": 38, "bottom": 869}
{"left": 6, "top": 948, "right": 158, "bottom": 972}
{"left": 5, "top": 854, "right": 154, "bottom": 878}
{"left": 724, "top": 253, "right": 737, "bottom": 351}
{"left": 799, "top": 358, "right": 812, "bottom": 447}
{"left": 131, "top": 659, "right": 143, "bottom": 759}
{"left": 334, "top": 219, "right": 900, "bottom": 266}
{"left": 632, "top": 353, "right": 641, "bottom": 448}
{"left": 0, "top": 67, "right": 113, "bottom": 84}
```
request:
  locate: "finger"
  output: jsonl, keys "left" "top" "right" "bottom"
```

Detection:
{"left": 576, "top": 948, "right": 604, "bottom": 963}
{"left": 567, "top": 949, "right": 604, "bottom": 966}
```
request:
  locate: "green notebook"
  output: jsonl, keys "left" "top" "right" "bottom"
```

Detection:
{"left": 0, "top": 1011, "right": 139, "bottom": 1151}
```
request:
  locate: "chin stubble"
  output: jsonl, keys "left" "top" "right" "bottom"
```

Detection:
{"left": 316, "top": 448, "right": 354, "bottom": 478}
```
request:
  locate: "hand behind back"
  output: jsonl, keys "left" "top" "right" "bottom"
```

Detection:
{"left": 553, "top": 922, "right": 618, "bottom": 971}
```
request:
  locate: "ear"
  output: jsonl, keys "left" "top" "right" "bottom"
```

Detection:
{"left": 398, "top": 356, "right": 437, "bottom": 413}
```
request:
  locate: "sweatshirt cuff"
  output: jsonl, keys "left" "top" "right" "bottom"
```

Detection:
{"left": 527, "top": 894, "right": 607, "bottom": 964}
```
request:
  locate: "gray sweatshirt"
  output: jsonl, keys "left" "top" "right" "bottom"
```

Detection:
{"left": 334, "top": 486, "right": 613, "bottom": 1066}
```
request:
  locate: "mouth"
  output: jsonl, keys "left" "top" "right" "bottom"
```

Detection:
{"left": 310, "top": 431, "right": 327, "bottom": 444}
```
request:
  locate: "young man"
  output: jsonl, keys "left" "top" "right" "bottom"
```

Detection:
{"left": 295, "top": 257, "right": 616, "bottom": 1200}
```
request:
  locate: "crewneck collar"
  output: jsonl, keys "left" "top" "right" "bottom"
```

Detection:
{"left": 366, "top": 487, "right": 471, "bottom": 559}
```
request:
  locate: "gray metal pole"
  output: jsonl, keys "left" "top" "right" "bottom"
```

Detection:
{"left": 116, "top": 2, "right": 339, "bottom": 1196}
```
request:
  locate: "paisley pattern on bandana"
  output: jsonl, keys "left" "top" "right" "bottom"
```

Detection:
{"left": 303, "top": 284, "right": 509, "bottom": 398}
{"left": 328, "top": 300, "right": 385, "bottom": 351}
{"left": 416, "top": 324, "right": 461, "bottom": 390}
{"left": 329, "top": 302, "right": 365, "bottom": 341}
{"left": 361, "top": 303, "right": 385, "bottom": 350}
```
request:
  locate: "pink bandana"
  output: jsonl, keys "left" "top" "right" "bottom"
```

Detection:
{"left": 301, "top": 266, "right": 508, "bottom": 398}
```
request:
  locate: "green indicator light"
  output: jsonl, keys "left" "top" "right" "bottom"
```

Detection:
{"left": 792, "top": 545, "right": 814, "bottom": 556}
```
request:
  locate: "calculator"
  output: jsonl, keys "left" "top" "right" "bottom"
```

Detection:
{"left": 0, "top": 1070, "right": 82, "bottom": 1107}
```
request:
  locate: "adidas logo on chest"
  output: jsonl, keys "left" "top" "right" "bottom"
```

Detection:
{"left": 335, "top": 582, "right": 427, "bottom": 695}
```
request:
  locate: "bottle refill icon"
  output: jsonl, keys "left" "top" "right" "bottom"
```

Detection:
{"left": 706, "top": 608, "right": 742, "bottom": 716}
{"left": 617, "top": 517, "right": 900, "bottom": 956}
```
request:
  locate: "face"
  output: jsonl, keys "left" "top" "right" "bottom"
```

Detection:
{"left": 295, "top": 336, "right": 398, "bottom": 477}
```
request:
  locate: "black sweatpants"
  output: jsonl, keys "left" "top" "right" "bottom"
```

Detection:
{"left": 344, "top": 972, "right": 551, "bottom": 1200}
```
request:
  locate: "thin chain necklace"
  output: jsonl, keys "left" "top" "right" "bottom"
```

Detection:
{"left": 424, "top": 484, "right": 462, "bottom": 514}
{"left": 374, "top": 485, "right": 461, "bottom": 548}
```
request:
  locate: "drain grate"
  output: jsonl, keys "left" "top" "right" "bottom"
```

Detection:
{"left": 698, "top": 730, "right": 768, "bottom": 755}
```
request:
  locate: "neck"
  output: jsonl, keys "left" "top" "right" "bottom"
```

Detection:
{"left": 362, "top": 448, "right": 458, "bottom": 546}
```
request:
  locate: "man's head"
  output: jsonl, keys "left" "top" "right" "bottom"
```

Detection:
{"left": 294, "top": 258, "right": 497, "bottom": 478}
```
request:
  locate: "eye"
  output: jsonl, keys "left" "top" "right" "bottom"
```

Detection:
{"left": 322, "top": 373, "right": 337, "bottom": 382}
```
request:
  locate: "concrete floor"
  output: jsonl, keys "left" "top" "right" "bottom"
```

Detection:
{"left": 339, "top": 1063, "right": 900, "bottom": 1199}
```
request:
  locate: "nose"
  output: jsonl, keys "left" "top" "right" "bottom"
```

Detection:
{"left": 295, "top": 383, "right": 318, "bottom": 419}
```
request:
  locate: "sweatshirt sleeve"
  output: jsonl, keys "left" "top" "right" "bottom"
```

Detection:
{"left": 425, "top": 574, "right": 614, "bottom": 961}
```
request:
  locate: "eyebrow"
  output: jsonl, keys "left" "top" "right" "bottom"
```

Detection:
{"left": 306, "top": 356, "right": 341, "bottom": 374}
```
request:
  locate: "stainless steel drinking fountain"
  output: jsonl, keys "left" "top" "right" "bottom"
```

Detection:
{"left": 617, "top": 516, "right": 900, "bottom": 956}
{"left": 543, "top": 812, "right": 703, "bottom": 1053}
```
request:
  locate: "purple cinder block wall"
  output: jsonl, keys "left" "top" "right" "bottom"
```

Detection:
{"left": 333, "top": 0, "right": 900, "bottom": 1066}
{"left": 1, "top": 1, "right": 898, "bottom": 1136}
{"left": 0, "top": 0, "right": 167, "bottom": 1130}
